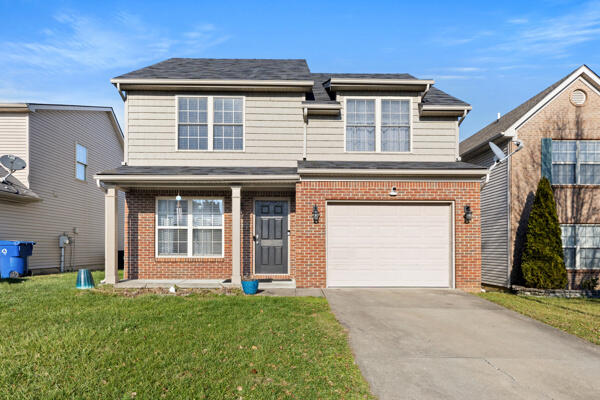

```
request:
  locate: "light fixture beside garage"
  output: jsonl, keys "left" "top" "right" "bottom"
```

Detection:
{"left": 312, "top": 204, "right": 320, "bottom": 224}
{"left": 464, "top": 205, "right": 473, "bottom": 224}
{"left": 389, "top": 187, "right": 398, "bottom": 196}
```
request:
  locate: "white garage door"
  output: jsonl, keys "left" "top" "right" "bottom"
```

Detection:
{"left": 327, "top": 203, "right": 452, "bottom": 287}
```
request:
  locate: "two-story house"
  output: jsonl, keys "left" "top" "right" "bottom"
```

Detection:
{"left": 96, "top": 58, "right": 486, "bottom": 290}
{"left": 460, "top": 65, "right": 600, "bottom": 289}
{"left": 0, "top": 103, "right": 124, "bottom": 274}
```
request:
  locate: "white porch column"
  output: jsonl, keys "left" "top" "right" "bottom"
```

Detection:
{"left": 104, "top": 186, "right": 119, "bottom": 284}
{"left": 231, "top": 185, "right": 242, "bottom": 285}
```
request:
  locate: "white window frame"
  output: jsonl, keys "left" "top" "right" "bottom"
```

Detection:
{"left": 552, "top": 140, "right": 600, "bottom": 185}
{"left": 561, "top": 224, "right": 600, "bottom": 270}
{"left": 343, "top": 96, "right": 413, "bottom": 153}
{"left": 155, "top": 197, "right": 225, "bottom": 258}
{"left": 75, "top": 143, "right": 87, "bottom": 181}
{"left": 175, "top": 95, "right": 245, "bottom": 152}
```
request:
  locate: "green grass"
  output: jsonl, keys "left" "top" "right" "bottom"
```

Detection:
{"left": 0, "top": 272, "right": 373, "bottom": 399}
{"left": 479, "top": 292, "right": 600, "bottom": 345}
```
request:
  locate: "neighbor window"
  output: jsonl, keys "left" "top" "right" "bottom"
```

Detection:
{"left": 561, "top": 225, "right": 600, "bottom": 269}
{"left": 76, "top": 144, "right": 87, "bottom": 181}
{"left": 177, "top": 96, "right": 244, "bottom": 151}
{"left": 345, "top": 98, "right": 411, "bottom": 152}
{"left": 552, "top": 140, "right": 600, "bottom": 185}
{"left": 156, "top": 198, "right": 223, "bottom": 257}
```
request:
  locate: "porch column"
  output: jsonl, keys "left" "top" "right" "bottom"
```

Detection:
{"left": 104, "top": 186, "right": 119, "bottom": 284}
{"left": 231, "top": 185, "right": 242, "bottom": 285}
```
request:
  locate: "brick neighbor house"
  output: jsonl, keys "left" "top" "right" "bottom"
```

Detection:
{"left": 460, "top": 65, "right": 600, "bottom": 289}
{"left": 96, "top": 58, "right": 486, "bottom": 290}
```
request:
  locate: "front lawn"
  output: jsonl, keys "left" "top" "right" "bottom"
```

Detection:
{"left": 480, "top": 292, "right": 600, "bottom": 345}
{"left": 0, "top": 272, "right": 373, "bottom": 399}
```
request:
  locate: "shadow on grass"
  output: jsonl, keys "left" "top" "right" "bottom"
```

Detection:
{"left": 0, "top": 277, "right": 26, "bottom": 284}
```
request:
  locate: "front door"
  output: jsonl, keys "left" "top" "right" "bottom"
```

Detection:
{"left": 255, "top": 201, "right": 288, "bottom": 274}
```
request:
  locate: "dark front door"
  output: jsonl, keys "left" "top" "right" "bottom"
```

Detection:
{"left": 255, "top": 201, "right": 288, "bottom": 274}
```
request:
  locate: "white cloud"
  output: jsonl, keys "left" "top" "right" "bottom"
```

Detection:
{"left": 499, "top": 1, "right": 600, "bottom": 56}
{"left": 0, "top": 11, "right": 230, "bottom": 71}
{"left": 507, "top": 17, "right": 529, "bottom": 24}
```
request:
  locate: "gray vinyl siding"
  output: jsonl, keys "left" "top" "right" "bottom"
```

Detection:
{"left": 0, "top": 112, "right": 29, "bottom": 186}
{"left": 127, "top": 91, "right": 304, "bottom": 167}
{"left": 306, "top": 91, "right": 458, "bottom": 162}
{"left": 126, "top": 90, "right": 460, "bottom": 165}
{"left": 464, "top": 140, "right": 510, "bottom": 287}
{"left": 0, "top": 110, "right": 124, "bottom": 270}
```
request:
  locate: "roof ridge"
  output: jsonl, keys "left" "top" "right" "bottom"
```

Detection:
{"left": 459, "top": 65, "right": 588, "bottom": 156}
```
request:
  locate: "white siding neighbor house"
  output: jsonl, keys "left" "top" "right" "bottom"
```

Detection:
{"left": 0, "top": 103, "right": 124, "bottom": 273}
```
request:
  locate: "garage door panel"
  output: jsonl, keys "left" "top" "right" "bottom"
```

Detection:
{"left": 327, "top": 203, "right": 452, "bottom": 287}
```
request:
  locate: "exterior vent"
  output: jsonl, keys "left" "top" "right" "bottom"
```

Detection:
{"left": 570, "top": 89, "right": 587, "bottom": 106}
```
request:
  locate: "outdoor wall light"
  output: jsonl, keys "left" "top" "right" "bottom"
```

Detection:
{"left": 389, "top": 186, "right": 398, "bottom": 196}
{"left": 312, "top": 204, "right": 320, "bottom": 224}
{"left": 464, "top": 205, "right": 473, "bottom": 224}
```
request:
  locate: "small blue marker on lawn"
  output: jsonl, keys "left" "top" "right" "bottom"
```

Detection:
{"left": 76, "top": 269, "right": 95, "bottom": 289}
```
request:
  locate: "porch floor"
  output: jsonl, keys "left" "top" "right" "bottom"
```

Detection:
{"left": 113, "top": 279, "right": 297, "bottom": 290}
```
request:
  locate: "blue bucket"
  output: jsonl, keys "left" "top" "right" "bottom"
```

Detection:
{"left": 76, "top": 269, "right": 95, "bottom": 289}
{"left": 241, "top": 279, "right": 259, "bottom": 295}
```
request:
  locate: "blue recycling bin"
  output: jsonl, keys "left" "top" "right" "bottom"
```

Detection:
{"left": 0, "top": 241, "right": 35, "bottom": 278}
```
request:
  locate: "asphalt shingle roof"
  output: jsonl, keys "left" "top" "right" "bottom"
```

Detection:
{"left": 422, "top": 87, "right": 470, "bottom": 107}
{"left": 459, "top": 69, "right": 576, "bottom": 156}
{"left": 114, "top": 58, "right": 312, "bottom": 81}
{"left": 115, "top": 58, "right": 470, "bottom": 108}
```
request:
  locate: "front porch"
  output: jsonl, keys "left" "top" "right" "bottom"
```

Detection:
{"left": 97, "top": 167, "right": 299, "bottom": 287}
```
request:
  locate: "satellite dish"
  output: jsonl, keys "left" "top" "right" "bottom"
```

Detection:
{"left": 0, "top": 154, "right": 26, "bottom": 183}
{"left": 489, "top": 142, "right": 506, "bottom": 163}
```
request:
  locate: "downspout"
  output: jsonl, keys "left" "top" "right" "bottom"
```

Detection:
{"left": 458, "top": 109, "right": 468, "bottom": 126}
{"left": 302, "top": 107, "right": 308, "bottom": 160}
{"left": 115, "top": 83, "right": 127, "bottom": 102}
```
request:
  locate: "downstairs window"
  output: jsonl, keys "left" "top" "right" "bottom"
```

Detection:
{"left": 156, "top": 198, "right": 224, "bottom": 257}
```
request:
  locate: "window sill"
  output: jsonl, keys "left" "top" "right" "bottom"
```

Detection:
{"left": 552, "top": 184, "right": 600, "bottom": 188}
{"left": 175, "top": 149, "right": 246, "bottom": 153}
{"left": 156, "top": 256, "right": 225, "bottom": 263}
{"left": 344, "top": 150, "right": 413, "bottom": 154}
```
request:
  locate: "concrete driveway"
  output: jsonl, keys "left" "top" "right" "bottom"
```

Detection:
{"left": 325, "top": 289, "right": 600, "bottom": 400}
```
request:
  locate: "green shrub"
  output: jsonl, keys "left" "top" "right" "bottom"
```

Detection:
{"left": 580, "top": 277, "right": 599, "bottom": 291}
{"left": 521, "top": 177, "right": 568, "bottom": 289}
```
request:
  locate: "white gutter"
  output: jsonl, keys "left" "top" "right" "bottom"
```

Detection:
{"left": 298, "top": 168, "right": 487, "bottom": 177}
{"left": 111, "top": 78, "right": 314, "bottom": 88}
{"left": 326, "top": 78, "right": 435, "bottom": 87}
{"left": 94, "top": 174, "right": 300, "bottom": 182}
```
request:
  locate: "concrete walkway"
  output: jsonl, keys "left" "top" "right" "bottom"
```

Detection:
{"left": 325, "top": 289, "right": 600, "bottom": 400}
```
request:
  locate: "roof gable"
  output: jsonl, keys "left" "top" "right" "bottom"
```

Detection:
{"left": 460, "top": 65, "right": 600, "bottom": 156}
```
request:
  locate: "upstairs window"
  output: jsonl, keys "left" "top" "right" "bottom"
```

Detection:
{"left": 552, "top": 140, "right": 600, "bottom": 185}
{"left": 345, "top": 98, "right": 411, "bottom": 152}
{"left": 346, "top": 99, "right": 375, "bottom": 151}
{"left": 76, "top": 144, "right": 87, "bottom": 181}
{"left": 177, "top": 96, "right": 244, "bottom": 151}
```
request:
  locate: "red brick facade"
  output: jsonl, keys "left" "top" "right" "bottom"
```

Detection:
{"left": 124, "top": 180, "right": 482, "bottom": 291}
{"left": 294, "top": 180, "right": 481, "bottom": 290}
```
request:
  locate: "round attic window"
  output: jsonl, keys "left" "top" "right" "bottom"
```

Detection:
{"left": 570, "top": 89, "right": 587, "bottom": 106}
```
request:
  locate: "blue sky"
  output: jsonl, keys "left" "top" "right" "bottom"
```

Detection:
{"left": 1, "top": 0, "right": 599, "bottom": 140}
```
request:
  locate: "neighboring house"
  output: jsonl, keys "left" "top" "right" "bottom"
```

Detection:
{"left": 0, "top": 103, "right": 124, "bottom": 273}
{"left": 460, "top": 65, "right": 600, "bottom": 289}
{"left": 96, "top": 58, "right": 487, "bottom": 290}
